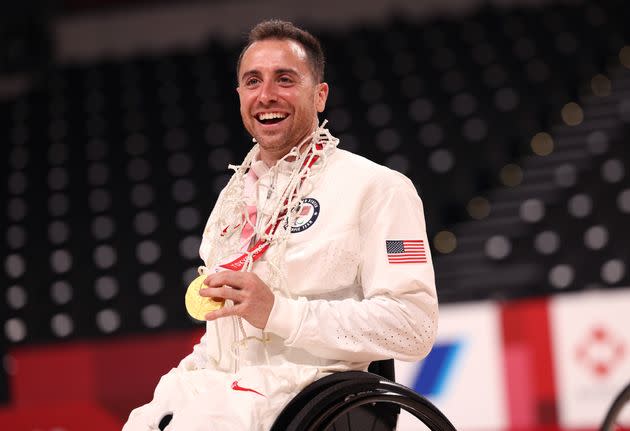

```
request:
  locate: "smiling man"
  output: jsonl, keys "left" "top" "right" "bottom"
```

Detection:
{"left": 236, "top": 36, "right": 328, "bottom": 166}
{"left": 123, "top": 20, "right": 438, "bottom": 431}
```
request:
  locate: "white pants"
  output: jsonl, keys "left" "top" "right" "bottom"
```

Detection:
{"left": 122, "top": 364, "right": 320, "bottom": 431}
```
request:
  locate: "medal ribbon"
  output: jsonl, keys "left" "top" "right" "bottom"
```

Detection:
{"left": 218, "top": 144, "right": 323, "bottom": 271}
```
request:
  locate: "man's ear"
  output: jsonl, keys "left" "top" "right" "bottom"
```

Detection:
{"left": 315, "top": 82, "right": 329, "bottom": 113}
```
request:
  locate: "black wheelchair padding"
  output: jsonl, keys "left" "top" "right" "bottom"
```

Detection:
{"left": 366, "top": 358, "right": 395, "bottom": 381}
{"left": 158, "top": 412, "right": 173, "bottom": 430}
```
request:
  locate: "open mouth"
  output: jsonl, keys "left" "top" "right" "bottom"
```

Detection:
{"left": 256, "top": 112, "right": 288, "bottom": 125}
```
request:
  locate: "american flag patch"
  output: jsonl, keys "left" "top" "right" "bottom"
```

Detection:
{"left": 386, "top": 240, "right": 427, "bottom": 264}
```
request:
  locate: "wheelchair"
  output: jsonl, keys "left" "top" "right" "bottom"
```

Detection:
{"left": 600, "top": 380, "right": 630, "bottom": 431}
{"left": 270, "top": 359, "right": 456, "bottom": 431}
{"left": 158, "top": 359, "right": 456, "bottom": 431}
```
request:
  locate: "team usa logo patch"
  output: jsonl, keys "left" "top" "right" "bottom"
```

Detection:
{"left": 386, "top": 239, "right": 427, "bottom": 264}
{"left": 291, "top": 198, "right": 320, "bottom": 233}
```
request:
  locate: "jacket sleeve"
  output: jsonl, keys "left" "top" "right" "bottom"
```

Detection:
{"left": 265, "top": 174, "right": 438, "bottom": 363}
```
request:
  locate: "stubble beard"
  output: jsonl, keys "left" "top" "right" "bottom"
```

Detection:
{"left": 256, "top": 130, "right": 292, "bottom": 158}
{"left": 255, "top": 123, "right": 315, "bottom": 162}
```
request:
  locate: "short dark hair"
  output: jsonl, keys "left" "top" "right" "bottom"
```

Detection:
{"left": 236, "top": 19, "right": 325, "bottom": 83}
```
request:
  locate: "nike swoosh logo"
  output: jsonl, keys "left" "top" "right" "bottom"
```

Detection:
{"left": 231, "top": 380, "right": 265, "bottom": 397}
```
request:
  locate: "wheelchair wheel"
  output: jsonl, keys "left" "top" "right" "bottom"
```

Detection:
{"left": 601, "top": 381, "right": 630, "bottom": 431}
{"left": 314, "top": 381, "right": 455, "bottom": 431}
{"left": 284, "top": 376, "right": 456, "bottom": 431}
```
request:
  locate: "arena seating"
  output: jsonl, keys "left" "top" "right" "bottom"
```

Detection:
{"left": 435, "top": 67, "right": 630, "bottom": 302}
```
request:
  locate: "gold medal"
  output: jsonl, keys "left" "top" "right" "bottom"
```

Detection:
{"left": 185, "top": 274, "right": 225, "bottom": 321}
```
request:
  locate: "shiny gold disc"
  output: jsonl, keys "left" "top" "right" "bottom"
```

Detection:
{"left": 185, "top": 274, "right": 225, "bottom": 321}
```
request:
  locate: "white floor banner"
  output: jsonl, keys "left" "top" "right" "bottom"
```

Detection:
{"left": 396, "top": 301, "right": 508, "bottom": 431}
{"left": 550, "top": 288, "right": 630, "bottom": 428}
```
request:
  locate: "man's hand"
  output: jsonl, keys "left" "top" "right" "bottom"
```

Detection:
{"left": 199, "top": 271, "right": 275, "bottom": 329}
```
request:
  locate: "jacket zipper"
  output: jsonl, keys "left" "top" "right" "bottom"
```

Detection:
{"left": 232, "top": 315, "right": 239, "bottom": 372}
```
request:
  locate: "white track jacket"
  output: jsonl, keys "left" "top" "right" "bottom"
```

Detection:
{"left": 123, "top": 146, "right": 438, "bottom": 431}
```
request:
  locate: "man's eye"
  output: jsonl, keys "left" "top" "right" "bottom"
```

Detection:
{"left": 245, "top": 78, "right": 260, "bottom": 86}
{"left": 278, "top": 76, "right": 293, "bottom": 84}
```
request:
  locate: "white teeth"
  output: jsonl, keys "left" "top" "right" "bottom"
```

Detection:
{"left": 258, "top": 112, "right": 287, "bottom": 121}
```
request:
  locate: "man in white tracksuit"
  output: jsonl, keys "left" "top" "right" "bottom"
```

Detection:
{"left": 123, "top": 19, "right": 438, "bottom": 431}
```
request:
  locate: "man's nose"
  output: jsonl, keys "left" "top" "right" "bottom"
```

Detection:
{"left": 258, "top": 80, "right": 277, "bottom": 104}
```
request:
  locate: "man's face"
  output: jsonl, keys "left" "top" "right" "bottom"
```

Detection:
{"left": 236, "top": 39, "right": 328, "bottom": 163}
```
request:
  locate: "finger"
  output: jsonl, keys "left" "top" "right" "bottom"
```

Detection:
{"left": 204, "top": 303, "right": 241, "bottom": 321}
{"left": 203, "top": 271, "right": 250, "bottom": 288}
{"left": 199, "top": 286, "right": 242, "bottom": 302}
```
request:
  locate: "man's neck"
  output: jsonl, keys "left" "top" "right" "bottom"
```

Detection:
{"left": 260, "top": 139, "right": 316, "bottom": 167}
{"left": 259, "top": 147, "right": 293, "bottom": 167}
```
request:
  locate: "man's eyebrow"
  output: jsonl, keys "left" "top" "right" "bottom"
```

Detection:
{"left": 274, "top": 68, "right": 299, "bottom": 76}
{"left": 240, "top": 68, "right": 300, "bottom": 81}
{"left": 239, "top": 70, "right": 259, "bottom": 81}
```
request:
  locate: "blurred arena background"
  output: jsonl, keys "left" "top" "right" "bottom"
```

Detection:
{"left": 1, "top": 0, "right": 630, "bottom": 429}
